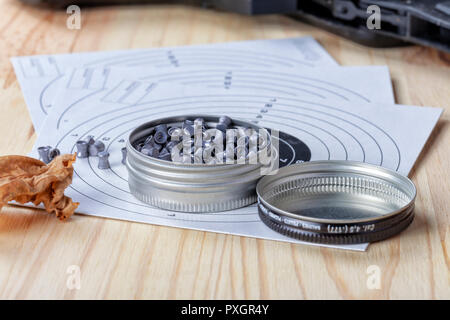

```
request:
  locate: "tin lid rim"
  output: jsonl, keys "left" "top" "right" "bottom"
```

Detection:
{"left": 256, "top": 160, "right": 417, "bottom": 225}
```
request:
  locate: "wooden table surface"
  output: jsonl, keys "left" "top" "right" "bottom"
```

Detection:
{"left": 0, "top": 0, "right": 449, "bottom": 300}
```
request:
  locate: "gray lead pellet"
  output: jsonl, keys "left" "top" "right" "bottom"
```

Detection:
{"left": 76, "top": 140, "right": 89, "bottom": 158}
{"left": 158, "top": 148, "right": 171, "bottom": 161}
{"left": 89, "top": 145, "right": 98, "bottom": 156}
{"left": 216, "top": 116, "right": 232, "bottom": 132}
{"left": 153, "top": 143, "right": 163, "bottom": 152}
{"left": 169, "top": 128, "right": 183, "bottom": 140}
{"left": 121, "top": 147, "right": 127, "bottom": 165}
{"left": 98, "top": 151, "right": 110, "bottom": 170}
{"left": 167, "top": 127, "right": 177, "bottom": 136}
{"left": 216, "top": 123, "right": 227, "bottom": 133}
{"left": 183, "top": 125, "right": 194, "bottom": 136}
{"left": 141, "top": 145, "right": 152, "bottom": 155}
{"left": 155, "top": 124, "right": 167, "bottom": 131}
{"left": 90, "top": 140, "right": 105, "bottom": 157}
{"left": 160, "top": 147, "right": 169, "bottom": 154}
{"left": 86, "top": 136, "right": 96, "bottom": 156}
{"left": 144, "top": 135, "right": 154, "bottom": 145}
{"left": 165, "top": 141, "right": 179, "bottom": 152}
{"left": 136, "top": 142, "right": 144, "bottom": 152}
{"left": 95, "top": 140, "right": 105, "bottom": 150}
{"left": 141, "top": 146, "right": 160, "bottom": 158}
{"left": 48, "top": 148, "right": 60, "bottom": 162}
{"left": 154, "top": 124, "right": 168, "bottom": 144}
{"left": 38, "top": 146, "right": 51, "bottom": 164}
{"left": 219, "top": 116, "right": 232, "bottom": 127}
{"left": 85, "top": 135, "right": 95, "bottom": 145}
{"left": 154, "top": 131, "right": 168, "bottom": 144}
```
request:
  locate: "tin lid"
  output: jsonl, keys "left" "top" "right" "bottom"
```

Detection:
{"left": 256, "top": 161, "right": 416, "bottom": 244}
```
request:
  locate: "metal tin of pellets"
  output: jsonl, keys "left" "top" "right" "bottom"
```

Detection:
{"left": 256, "top": 161, "right": 416, "bottom": 244}
{"left": 126, "top": 115, "right": 277, "bottom": 213}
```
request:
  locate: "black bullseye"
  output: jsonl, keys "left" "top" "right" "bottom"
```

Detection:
{"left": 275, "top": 130, "right": 311, "bottom": 167}
{"left": 266, "top": 129, "right": 312, "bottom": 167}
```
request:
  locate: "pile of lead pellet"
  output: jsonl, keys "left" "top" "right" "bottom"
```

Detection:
{"left": 133, "top": 116, "right": 268, "bottom": 164}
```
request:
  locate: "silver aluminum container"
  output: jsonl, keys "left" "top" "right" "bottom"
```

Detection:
{"left": 126, "top": 115, "right": 276, "bottom": 212}
{"left": 256, "top": 161, "right": 417, "bottom": 244}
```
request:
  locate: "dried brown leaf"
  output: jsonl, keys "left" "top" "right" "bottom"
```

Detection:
{"left": 0, "top": 154, "right": 79, "bottom": 220}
